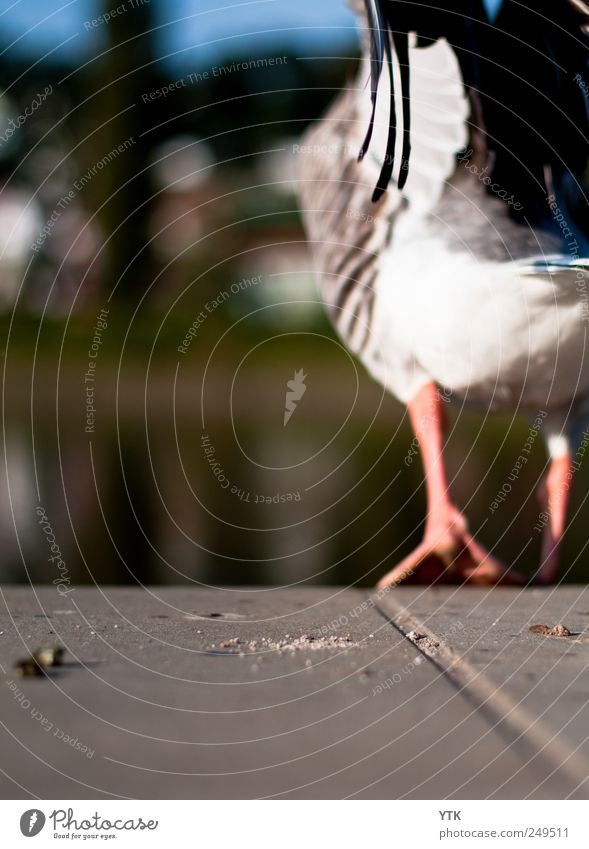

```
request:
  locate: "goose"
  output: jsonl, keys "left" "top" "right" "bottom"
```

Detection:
{"left": 296, "top": 0, "right": 589, "bottom": 586}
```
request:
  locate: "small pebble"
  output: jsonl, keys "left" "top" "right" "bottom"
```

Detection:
{"left": 529, "top": 623, "right": 572, "bottom": 637}
{"left": 14, "top": 645, "right": 65, "bottom": 677}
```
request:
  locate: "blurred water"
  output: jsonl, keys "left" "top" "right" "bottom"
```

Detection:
{"left": 3, "top": 348, "right": 588, "bottom": 588}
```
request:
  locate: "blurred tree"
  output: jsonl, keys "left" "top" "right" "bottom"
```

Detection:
{"left": 85, "top": 0, "right": 154, "bottom": 301}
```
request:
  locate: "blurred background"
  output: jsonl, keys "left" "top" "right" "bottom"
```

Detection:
{"left": 1, "top": 0, "right": 587, "bottom": 588}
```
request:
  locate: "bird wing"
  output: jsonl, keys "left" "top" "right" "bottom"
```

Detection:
{"left": 362, "top": 0, "right": 589, "bottom": 242}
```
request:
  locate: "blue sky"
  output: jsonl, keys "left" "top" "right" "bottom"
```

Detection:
{"left": 482, "top": 0, "right": 503, "bottom": 22}
{"left": 0, "top": 0, "right": 358, "bottom": 69}
{"left": 161, "top": 1, "right": 357, "bottom": 65}
{"left": 0, "top": 1, "right": 505, "bottom": 70}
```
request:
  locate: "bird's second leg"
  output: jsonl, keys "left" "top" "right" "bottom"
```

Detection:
{"left": 534, "top": 452, "right": 573, "bottom": 585}
{"left": 377, "top": 382, "right": 522, "bottom": 588}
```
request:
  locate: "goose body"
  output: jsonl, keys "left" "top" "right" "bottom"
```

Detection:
{"left": 296, "top": 0, "right": 589, "bottom": 584}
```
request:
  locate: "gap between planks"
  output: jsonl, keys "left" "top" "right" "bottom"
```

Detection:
{"left": 371, "top": 590, "right": 589, "bottom": 798}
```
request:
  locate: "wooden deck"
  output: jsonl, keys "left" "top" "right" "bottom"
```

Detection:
{"left": 1, "top": 585, "right": 588, "bottom": 799}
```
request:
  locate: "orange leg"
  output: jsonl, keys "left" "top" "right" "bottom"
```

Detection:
{"left": 377, "top": 382, "right": 524, "bottom": 588}
{"left": 534, "top": 454, "right": 573, "bottom": 585}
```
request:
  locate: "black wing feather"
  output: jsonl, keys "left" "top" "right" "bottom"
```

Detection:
{"left": 371, "top": 29, "right": 397, "bottom": 201}
{"left": 358, "top": 0, "right": 386, "bottom": 161}
{"left": 394, "top": 30, "right": 411, "bottom": 190}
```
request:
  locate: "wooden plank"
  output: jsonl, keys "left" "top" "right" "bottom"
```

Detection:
{"left": 374, "top": 585, "right": 589, "bottom": 799}
{"left": 0, "top": 586, "right": 580, "bottom": 798}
